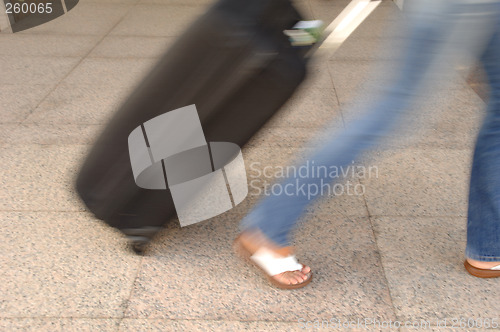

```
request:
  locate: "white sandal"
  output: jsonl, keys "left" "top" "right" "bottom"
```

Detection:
{"left": 234, "top": 236, "right": 312, "bottom": 289}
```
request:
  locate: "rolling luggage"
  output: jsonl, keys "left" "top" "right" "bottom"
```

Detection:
{"left": 76, "top": 0, "right": 309, "bottom": 252}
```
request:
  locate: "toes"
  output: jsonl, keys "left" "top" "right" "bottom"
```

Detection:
{"left": 275, "top": 273, "right": 294, "bottom": 285}
{"left": 274, "top": 270, "right": 309, "bottom": 285}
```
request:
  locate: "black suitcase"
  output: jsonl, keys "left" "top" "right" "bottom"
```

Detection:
{"left": 76, "top": 0, "right": 309, "bottom": 253}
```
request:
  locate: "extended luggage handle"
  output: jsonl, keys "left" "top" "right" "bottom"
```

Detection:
{"left": 305, "top": 0, "right": 383, "bottom": 59}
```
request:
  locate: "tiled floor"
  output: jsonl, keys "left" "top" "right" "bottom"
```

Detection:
{"left": 1, "top": 1, "right": 498, "bottom": 331}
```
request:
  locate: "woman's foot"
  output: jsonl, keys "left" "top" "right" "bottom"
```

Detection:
{"left": 234, "top": 230, "right": 312, "bottom": 289}
{"left": 464, "top": 258, "right": 500, "bottom": 278}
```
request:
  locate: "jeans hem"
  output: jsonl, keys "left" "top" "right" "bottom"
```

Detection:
{"left": 465, "top": 248, "right": 500, "bottom": 262}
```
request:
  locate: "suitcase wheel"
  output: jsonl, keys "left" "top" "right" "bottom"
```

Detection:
{"left": 129, "top": 236, "right": 150, "bottom": 254}
{"left": 121, "top": 227, "right": 162, "bottom": 255}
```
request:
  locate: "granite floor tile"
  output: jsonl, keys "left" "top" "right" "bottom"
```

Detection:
{"left": 0, "top": 318, "right": 120, "bottom": 332}
{"left": 331, "top": 35, "right": 404, "bottom": 62}
{"left": 360, "top": 149, "right": 471, "bottom": 217}
{"left": 0, "top": 56, "right": 81, "bottom": 85}
{"left": 309, "top": 0, "right": 401, "bottom": 35}
{"left": 138, "top": 0, "right": 216, "bottom": 6}
{"left": 401, "top": 328, "right": 480, "bottom": 332}
{"left": 23, "top": 83, "right": 133, "bottom": 125}
{"left": 0, "top": 123, "right": 104, "bottom": 145}
{"left": 23, "top": 58, "right": 158, "bottom": 125}
{"left": 408, "top": 87, "right": 484, "bottom": 150}
{"left": 0, "top": 85, "right": 55, "bottom": 123}
{"left": 300, "top": 58, "right": 336, "bottom": 92}
{"left": 309, "top": 1, "right": 355, "bottom": 23}
{"left": 0, "top": 144, "right": 90, "bottom": 212}
{"left": 81, "top": 0, "right": 138, "bottom": 3}
{"left": 327, "top": 60, "right": 482, "bottom": 149}
{"left": 17, "top": 3, "right": 133, "bottom": 36}
{"left": 339, "top": 2, "right": 402, "bottom": 40}
{"left": 327, "top": 60, "right": 395, "bottom": 110}
{"left": 89, "top": 36, "right": 175, "bottom": 58}
{"left": 328, "top": 59, "right": 475, "bottom": 108}
{"left": 125, "top": 213, "right": 394, "bottom": 322}
{"left": 308, "top": 0, "right": 351, "bottom": 7}
{"left": 266, "top": 87, "right": 341, "bottom": 129}
{"left": 372, "top": 216, "right": 500, "bottom": 322}
{"left": 245, "top": 124, "right": 339, "bottom": 150}
{"left": 60, "top": 58, "right": 157, "bottom": 88}
{"left": 0, "top": 211, "right": 140, "bottom": 317}
{"left": 0, "top": 35, "right": 101, "bottom": 57}
{"left": 119, "top": 319, "right": 300, "bottom": 331}
{"left": 109, "top": 4, "right": 206, "bottom": 37}
{"left": 135, "top": 0, "right": 308, "bottom": 18}
{"left": 240, "top": 146, "right": 369, "bottom": 217}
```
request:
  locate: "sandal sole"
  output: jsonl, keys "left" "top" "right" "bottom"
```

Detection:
{"left": 464, "top": 260, "right": 500, "bottom": 278}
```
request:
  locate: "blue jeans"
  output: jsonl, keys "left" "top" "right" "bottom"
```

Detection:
{"left": 466, "top": 21, "right": 500, "bottom": 262}
{"left": 241, "top": 0, "right": 500, "bottom": 262}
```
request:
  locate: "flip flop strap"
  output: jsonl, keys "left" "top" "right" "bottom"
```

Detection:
{"left": 491, "top": 264, "right": 500, "bottom": 270}
{"left": 250, "top": 247, "right": 303, "bottom": 276}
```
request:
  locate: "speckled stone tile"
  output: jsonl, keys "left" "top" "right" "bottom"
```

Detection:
{"left": 0, "top": 35, "right": 100, "bottom": 57}
{"left": 339, "top": 2, "right": 402, "bottom": 40}
{"left": 0, "top": 212, "right": 140, "bottom": 317}
{"left": 119, "top": 319, "right": 300, "bottom": 331}
{"left": 327, "top": 59, "right": 483, "bottom": 150}
{"left": 89, "top": 36, "right": 175, "bottom": 58}
{"left": 109, "top": 5, "right": 206, "bottom": 37}
{"left": 328, "top": 54, "right": 469, "bottom": 115}
{"left": 0, "top": 318, "right": 120, "bottom": 331}
{"left": 23, "top": 82, "right": 132, "bottom": 125}
{"left": 300, "top": 58, "right": 336, "bottom": 92}
{"left": 0, "top": 85, "right": 54, "bottom": 123}
{"left": 132, "top": 0, "right": 312, "bottom": 19}
{"left": 0, "top": 144, "right": 90, "bottom": 211}
{"left": 59, "top": 58, "right": 157, "bottom": 88}
{"left": 309, "top": 0, "right": 356, "bottom": 23}
{"left": 408, "top": 87, "right": 484, "bottom": 150}
{"left": 24, "top": 58, "right": 158, "bottom": 125}
{"left": 401, "top": 328, "right": 488, "bottom": 332}
{"left": 372, "top": 216, "right": 500, "bottom": 322}
{"left": 331, "top": 31, "right": 405, "bottom": 62}
{"left": 239, "top": 146, "right": 369, "bottom": 217}
{"left": 245, "top": 124, "right": 340, "bottom": 150}
{"left": 0, "top": 56, "right": 81, "bottom": 85}
{"left": 327, "top": 60, "right": 395, "bottom": 110}
{"left": 17, "top": 3, "right": 133, "bottom": 35}
{"left": 309, "top": 0, "right": 401, "bottom": 36}
{"left": 125, "top": 212, "right": 394, "bottom": 322}
{"left": 0, "top": 123, "right": 104, "bottom": 145}
{"left": 265, "top": 88, "right": 341, "bottom": 129}
{"left": 138, "top": 0, "right": 214, "bottom": 3}
{"left": 360, "top": 149, "right": 471, "bottom": 217}
{"left": 81, "top": 0, "right": 138, "bottom": 3}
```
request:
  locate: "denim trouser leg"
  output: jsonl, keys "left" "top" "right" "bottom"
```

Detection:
{"left": 466, "top": 23, "right": 500, "bottom": 262}
{"left": 240, "top": 1, "right": 500, "bottom": 248}
{"left": 240, "top": 7, "right": 449, "bottom": 246}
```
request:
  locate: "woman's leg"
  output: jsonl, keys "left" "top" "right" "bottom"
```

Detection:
{"left": 240, "top": 2, "right": 452, "bottom": 247}
{"left": 466, "top": 19, "right": 500, "bottom": 266}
